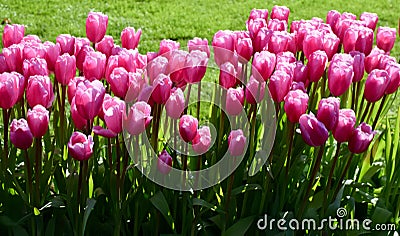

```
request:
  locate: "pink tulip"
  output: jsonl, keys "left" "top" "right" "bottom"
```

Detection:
{"left": 290, "top": 81, "right": 306, "bottom": 92}
{"left": 3, "top": 43, "right": 24, "bottom": 73}
{"left": 303, "top": 30, "right": 323, "bottom": 60}
{"left": 0, "top": 72, "right": 20, "bottom": 109}
{"left": 102, "top": 95, "right": 126, "bottom": 134}
{"left": 379, "top": 55, "right": 397, "bottom": 70}
{"left": 364, "top": 69, "right": 389, "bottom": 102}
{"left": 228, "top": 129, "right": 247, "bottom": 156}
{"left": 27, "top": 104, "right": 49, "bottom": 138}
{"left": 68, "top": 132, "right": 94, "bottom": 161}
{"left": 317, "top": 97, "right": 340, "bottom": 131}
{"left": 226, "top": 87, "right": 245, "bottom": 116}
{"left": 293, "top": 61, "right": 309, "bottom": 87}
{"left": 354, "top": 27, "right": 374, "bottom": 56}
{"left": 43, "top": 41, "right": 61, "bottom": 72}
{"left": 23, "top": 57, "right": 48, "bottom": 79}
{"left": 252, "top": 51, "right": 276, "bottom": 82}
{"left": 349, "top": 51, "right": 365, "bottom": 82}
{"left": 245, "top": 75, "right": 265, "bottom": 104}
{"left": 253, "top": 27, "right": 272, "bottom": 53}
{"left": 376, "top": 27, "right": 396, "bottom": 53}
{"left": 56, "top": 34, "right": 75, "bottom": 56}
{"left": 276, "top": 51, "right": 296, "bottom": 64}
{"left": 137, "top": 85, "right": 155, "bottom": 107}
{"left": 21, "top": 35, "right": 41, "bottom": 44}
{"left": 219, "top": 62, "right": 237, "bottom": 89}
{"left": 179, "top": 115, "right": 198, "bottom": 143}
{"left": 10, "top": 118, "right": 33, "bottom": 150}
{"left": 67, "top": 77, "right": 85, "bottom": 104}
{"left": 267, "top": 19, "right": 287, "bottom": 31}
{"left": 158, "top": 40, "right": 180, "bottom": 60}
{"left": 343, "top": 26, "right": 358, "bottom": 53}
{"left": 166, "top": 88, "right": 185, "bottom": 119}
{"left": 348, "top": 123, "right": 376, "bottom": 154}
{"left": 95, "top": 35, "right": 114, "bottom": 58}
{"left": 26, "top": 75, "right": 54, "bottom": 109}
{"left": 92, "top": 126, "right": 116, "bottom": 138}
{"left": 328, "top": 60, "right": 354, "bottom": 96}
{"left": 270, "top": 5, "right": 290, "bottom": 22}
{"left": 125, "top": 101, "right": 152, "bottom": 136}
{"left": 166, "top": 50, "right": 188, "bottom": 86}
{"left": 212, "top": 30, "right": 236, "bottom": 66}
{"left": 385, "top": 62, "right": 400, "bottom": 94}
{"left": 55, "top": 53, "right": 76, "bottom": 85}
{"left": 151, "top": 74, "right": 172, "bottom": 104}
{"left": 73, "top": 37, "right": 90, "bottom": 57}
{"left": 269, "top": 70, "right": 292, "bottom": 103}
{"left": 332, "top": 109, "right": 356, "bottom": 143}
{"left": 86, "top": 12, "right": 108, "bottom": 43}
{"left": 188, "top": 37, "right": 210, "bottom": 57}
{"left": 326, "top": 10, "right": 341, "bottom": 31}
{"left": 323, "top": 33, "right": 340, "bottom": 61}
{"left": 299, "top": 113, "right": 329, "bottom": 147}
{"left": 267, "top": 31, "right": 295, "bottom": 54}
{"left": 284, "top": 89, "right": 309, "bottom": 123}
{"left": 12, "top": 72, "right": 25, "bottom": 102}
{"left": 76, "top": 45, "right": 94, "bottom": 72}
{"left": 247, "top": 9, "right": 268, "bottom": 24}
{"left": 123, "top": 71, "right": 146, "bottom": 103}
{"left": 192, "top": 126, "right": 212, "bottom": 154}
{"left": 184, "top": 50, "right": 208, "bottom": 84}
{"left": 307, "top": 50, "right": 328, "bottom": 83}
{"left": 365, "top": 47, "right": 385, "bottom": 73}
{"left": 22, "top": 42, "right": 46, "bottom": 60}
{"left": 235, "top": 37, "right": 253, "bottom": 63}
{"left": 157, "top": 150, "right": 173, "bottom": 175}
{"left": 75, "top": 79, "right": 106, "bottom": 121}
{"left": 71, "top": 96, "right": 87, "bottom": 130}
{"left": 118, "top": 48, "right": 139, "bottom": 72}
{"left": 83, "top": 51, "right": 106, "bottom": 80}
{"left": 2, "top": 24, "right": 25, "bottom": 48}
{"left": 0, "top": 54, "right": 9, "bottom": 73}
{"left": 107, "top": 67, "right": 130, "bottom": 98}
{"left": 121, "top": 27, "right": 142, "bottom": 50}
{"left": 248, "top": 17, "right": 267, "bottom": 37}
{"left": 360, "top": 12, "right": 378, "bottom": 31}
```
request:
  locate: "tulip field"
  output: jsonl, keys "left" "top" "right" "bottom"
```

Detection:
{"left": 1, "top": 1, "right": 400, "bottom": 235}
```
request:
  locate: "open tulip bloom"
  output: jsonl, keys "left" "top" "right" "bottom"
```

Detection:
{"left": 1, "top": 5, "right": 400, "bottom": 236}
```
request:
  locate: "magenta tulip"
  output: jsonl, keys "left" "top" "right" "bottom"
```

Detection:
{"left": 376, "top": 27, "right": 396, "bottom": 53}
{"left": 226, "top": 87, "right": 245, "bottom": 116}
{"left": 166, "top": 50, "right": 187, "bottom": 86}
{"left": 228, "top": 129, "right": 247, "bottom": 156}
{"left": 303, "top": 31, "right": 323, "bottom": 60}
{"left": 252, "top": 26, "right": 272, "bottom": 53}
{"left": 365, "top": 47, "right": 384, "bottom": 74}
{"left": 299, "top": 113, "right": 329, "bottom": 147}
{"left": 385, "top": 62, "right": 400, "bottom": 94}
{"left": 159, "top": 39, "right": 180, "bottom": 58}
{"left": 307, "top": 50, "right": 328, "bottom": 83}
{"left": 270, "top": 5, "right": 290, "bottom": 22}
{"left": 267, "top": 31, "right": 294, "bottom": 54}
{"left": 332, "top": 109, "right": 356, "bottom": 143}
{"left": 76, "top": 45, "right": 94, "bottom": 72}
{"left": 2, "top": 24, "right": 25, "bottom": 48}
{"left": 179, "top": 115, "right": 198, "bottom": 143}
{"left": 121, "top": 27, "right": 142, "bottom": 50}
{"left": 364, "top": 69, "right": 389, "bottom": 102}
{"left": 22, "top": 57, "right": 48, "bottom": 80}
{"left": 326, "top": 10, "right": 341, "bottom": 32}
{"left": 3, "top": 43, "right": 24, "bottom": 73}
{"left": 27, "top": 104, "right": 49, "bottom": 138}
{"left": 323, "top": 33, "right": 340, "bottom": 61}
{"left": 247, "top": 9, "right": 268, "bottom": 23}
{"left": 118, "top": 48, "right": 139, "bottom": 73}
{"left": 43, "top": 41, "right": 61, "bottom": 72}
{"left": 95, "top": 36, "right": 114, "bottom": 58}
{"left": 360, "top": 12, "right": 378, "bottom": 31}
{"left": 75, "top": 79, "right": 106, "bottom": 121}
{"left": 166, "top": 88, "right": 185, "bottom": 119}
{"left": 245, "top": 75, "right": 265, "bottom": 104}
{"left": 349, "top": 51, "right": 365, "bottom": 82}
{"left": 68, "top": 132, "right": 94, "bottom": 161}
{"left": 13, "top": 72, "right": 25, "bottom": 102}
{"left": 70, "top": 96, "right": 87, "bottom": 130}
{"left": 22, "top": 42, "right": 46, "bottom": 60}
{"left": 192, "top": 126, "right": 212, "bottom": 154}
{"left": 235, "top": 38, "right": 253, "bottom": 63}
{"left": 26, "top": 75, "right": 54, "bottom": 109}
{"left": 151, "top": 74, "right": 172, "bottom": 104}
{"left": 188, "top": 37, "right": 210, "bottom": 57}
{"left": 102, "top": 95, "right": 126, "bottom": 134}
{"left": 0, "top": 54, "right": 9, "bottom": 73}
{"left": 67, "top": 77, "right": 85, "bottom": 104}
{"left": 125, "top": 101, "right": 152, "bottom": 136}
{"left": 56, "top": 34, "right": 75, "bottom": 56}
{"left": 267, "top": 19, "right": 288, "bottom": 31}
{"left": 284, "top": 89, "right": 309, "bottom": 123}
{"left": 317, "top": 97, "right": 340, "bottom": 131}
{"left": 83, "top": 51, "right": 106, "bottom": 80}
{"left": 55, "top": 53, "right": 76, "bottom": 85}
{"left": 293, "top": 61, "right": 309, "bottom": 87}
{"left": 86, "top": 12, "right": 108, "bottom": 43}
{"left": 348, "top": 123, "right": 376, "bottom": 154}
{"left": 354, "top": 27, "right": 374, "bottom": 56}
{"left": 147, "top": 56, "right": 168, "bottom": 84}
{"left": 268, "top": 70, "right": 292, "bottom": 103}
{"left": 328, "top": 60, "right": 354, "bottom": 96}
{"left": 10, "top": 118, "right": 33, "bottom": 150}
{"left": 184, "top": 50, "right": 208, "bottom": 84}
{"left": 219, "top": 62, "right": 237, "bottom": 89}
{"left": 252, "top": 51, "right": 276, "bottom": 82}
{"left": 0, "top": 72, "right": 20, "bottom": 109}
{"left": 73, "top": 37, "right": 90, "bottom": 57}
{"left": 157, "top": 150, "right": 173, "bottom": 175}
{"left": 212, "top": 30, "right": 236, "bottom": 66}
{"left": 108, "top": 67, "right": 131, "bottom": 99}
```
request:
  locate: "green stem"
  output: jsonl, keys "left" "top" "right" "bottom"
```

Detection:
{"left": 372, "top": 95, "right": 387, "bottom": 129}
{"left": 286, "top": 121, "right": 295, "bottom": 177}
{"left": 360, "top": 102, "right": 371, "bottom": 123}
{"left": 3, "top": 108, "right": 9, "bottom": 169}
{"left": 196, "top": 82, "right": 201, "bottom": 121}
{"left": 333, "top": 153, "right": 355, "bottom": 199}
{"left": 24, "top": 150, "right": 34, "bottom": 205}
{"left": 323, "top": 142, "right": 341, "bottom": 215}
{"left": 60, "top": 85, "right": 66, "bottom": 146}
{"left": 34, "top": 137, "right": 42, "bottom": 207}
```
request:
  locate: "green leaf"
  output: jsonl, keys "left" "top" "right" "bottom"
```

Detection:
{"left": 82, "top": 198, "right": 96, "bottom": 236}
{"left": 231, "top": 184, "right": 262, "bottom": 196}
{"left": 192, "top": 198, "right": 225, "bottom": 214}
{"left": 223, "top": 216, "right": 255, "bottom": 236}
{"left": 34, "top": 207, "right": 40, "bottom": 216}
{"left": 150, "top": 191, "right": 175, "bottom": 231}
{"left": 360, "top": 162, "right": 383, "bottom": 182}
{"left": 371, "top": 206, "right": 392, "bottom": 224}
{"left": 45, "top": 218, "right": 56, "bottom": 236}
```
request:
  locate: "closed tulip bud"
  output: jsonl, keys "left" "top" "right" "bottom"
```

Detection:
{"left": 270, "top": 5, "right": 290, "bottom": 22}
{"left": 55, "top": 54, "right": 76, "bottom": 85}
{"left": 3, "top": 24, "right": 25, "bottom": 48}
{"left": 236, "top": 37, "right": 253, "bottom": 63}
{"left": 323, "top": 33, "right": 340, "bottom": 61}
{"left": 0, "top": 54, "right": 9, "bottom": 73}
{"left": 299, "top": 113, "right": 329, "bottom": 147}
{"left": 364, "top": 69, "right": 389, "bottom": 102}
{"left": 157, "top": 150, "right": 173, "bottom": 175}
{"left": 328, "top": 60, "right": 354, "bottom": 96}
{"left": 219, "top": 62, "right": 237, "bottom": 89}
{"left": 56, "top": 34, "right": 75, "bottom": 56}
{"left": 248, "top": 18, "right": 267, "bottom": 40}
{"left": 76, "top": 45, "right": 94, "bottom": 72}
{"left": 385, "top": 63, "right": 400, "bottom": 94}
{"left": 125, "top": 101, "right": 152, "bottom": 136}
{"left": 212, "top": 30, "right": 236, "bottom": 66}
{"left": 360, "top": 12, "right": 378, "bottom": 31}
{"left": 75, "top": 79, "right": 106, "bottom": 120}
{"left": 151, "top": 74, "right": 172, "bottom": 104}
{"left": 159, "top": 39, "right": 180, "bottom": 58}
{"left": 252, "top": 51, "right": 276, "bottom": 82}
{"left": 355, "top": 27, "right": 374, "bottom": 56}
{"left": 108, "top": 67, "right": 130, "bottom": 98}
{"left": 293, "top": 61, "right": 309, "bottom": 86}
{"left": 269, "top": 70, "right": 292, "bottom": 103}
{"left": 95, "top": 35, "right": 114, "bottom": 58}
{"left": 349, "top": 51, "right": 365, "bottom": 82}
{"left": 267, "top": 19, "right": 288, "bottom": 31}
{"left": 247, "top": 9, "right": 268, "bottom": 23}
{"left": 166, "top": 50, "right": 188, "bottom": 86}
{"left": 290, "top": 81, "right": 306, "bottom": 92}
{"left": 267, "top": 31, "right": 293, "bottom": 54}
{"left": 376, "top": 27, "right": 396, "bottom": 53}
{"left": 26, "top": 105, "right": 49, "bottom": 138}
{"left": 307, "top": 50, "right": 328, "bottom": 83}
{"left": 121, "top": 27, "right": 142, "bottom": 50}
{"left": 86, "top": 12, "right": 108, "bottom": 43}
{"left": 102, "top": 95, "right": 125, "bottom": 134}
{"left": 228, "top": 129, "right": 247, "bottom": 156}
{"left": 332, "top": 109, "right": 356, "bottom": 143}
{"left": 317, "top": 97, "right": 340, "bottom": 131}
{"left": 23, "top": 57, "right": 48, "bottom": 79}
{"left": 326, "top": 10, "right": 341, "bottom": 32}
{"left": 276, "top": 51, "right": 296, "bottom": 64}
{"left": 348, "top": 123, "right": 376, "bottom": 154}
{"left": 188, "top": 37, "right": 210, "bottom": 57}
{"left": 43, "top": 41, "right": 60, "bottom": 72}
{"left": 26, "top": 75, "right": 54, "bottom": 108}
{"left": 226, "top": 87, "right": 245, "bottom": 116}
{"left": 148, "top": 56, "right": 168, "bottom": 84}
{"left": 21, "top": 35, "right": 41, "bottom": 44}
{"left": 3, "top": 43, "right": 24, "bottom": 73}
{"left": 83, "top": 51, "right": 106, "bottom": 80}
{"left": 118, "top": 48, "right": 139, "bottom": 73}
{"left": 68, "top": 132, "right": 94, "bottom": 161}
{"left": 22, "top": 42, "right": 46, "bottom": 60}
{"left": 379, "top": 55, "right": 397, "bottom": 70}
{"left": 303, "top": 31, "right": 323, "bottom": 60}
{"left": 284, "top": 89, "right": 309, "bottom": 123}
{"left": 192, "top": 126, "right": 212, "bottom": 154}
{"left": 179, "top": 115, "right": 198, "bottom": 143}
{"left": 70, "top": 97, "right": 87, "bottom": 130}
{"left": 252, "top": 27, "right": 272, "bottom": 53}
{"left": 245, "top": 75, "right": 265, "bottom": 104}
{"left": 12, "top": 72, "right": 25, "bottom": 102}
{"left": 73, "top": 37, "right": 90, "bottom": 57}
{"left": 343, "top": 27, "right": 358, "bottom": 53}
{"left": 184, "top": 50, "right": 208, "bottom": 84}
{"left": 0, "top": 72, "right": 20, "bottom": 109}
{"left": 166, "top": 88, "right": 185, "bottom": 119}
{"left": 67, "top": 77, "right": 85, "bottom": 104}
{"left": 365, "top": 47, "right": 385, "bottom": 73}
{"left": 10, "top": 118, "right": 33, "bottom": 150}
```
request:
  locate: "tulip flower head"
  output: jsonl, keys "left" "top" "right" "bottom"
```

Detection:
{"left": 192, "top": 126, "right": 212, "bottom": 154}
{"left": 55, "top": 53, "right": 76, "bottom": 85}
{"left": 299, "top": 113, "right": 329, "bottom": 147}
{"left": 166, "top": 88, "right": 185, "bottom": 119}
{"left": 0, "top": 72, "right": 21, "bottom": 109}
{"left": 74, "top": 79, "right": 106, "bottom": 121}
{"left": 157, "top": 150, "right": 173, "bottom": 175}
{"left": 188, "top": 37, "right": 210, "bottom": 57}
{"left": 284, "top": 89, "right": 309, "bottom": 123}
{"left": 364, "top": 69, "right": 389, "bottom": 102}
{"left": 332, "top": 109, "right": 356, "bottom": 143}
{"left": 27, "top": 104, "right": 49, "bottom": 138}
{"left": 226, "top": 87, "right": 245, "bottom": 116}
{"left": 10, "top": 118, "right": 33, "bottom": 150}
{"left": 376, "top": 27, "right": 396, "bottom": 53}
{"left": 179, "top": 115, "right": 198, "bottom": 143}
{"left": 121, "top": 27, "right": 142, "bottom": 50}
{"left": 228, "top": 129, "right": 247, "bottom": 156}
{"left": 348, "top": 123, "right": 376, "bottom": 154}
{"left": 86, "top": 12, "right": 108, "bottom": 43}
{"left": 125, "top": 101, "right": 152, "bottom": 136}
{"left": 317, "top": 97, "right": 340, "bottom": 131}
{"left": 68, "top": 131, "right": 94, "bottom": 161}
{"left": 26, "top": 75, "right": 54, "bottom": 109}
{"left": 2, "top": 24, "right": 25, "bottom": 48}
